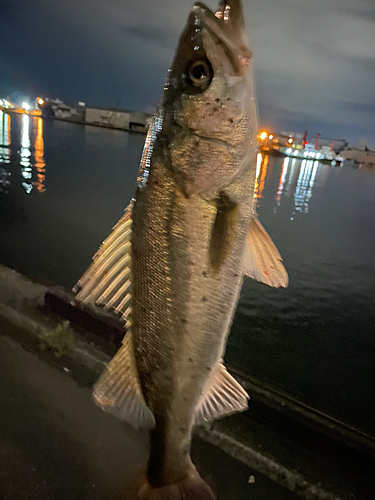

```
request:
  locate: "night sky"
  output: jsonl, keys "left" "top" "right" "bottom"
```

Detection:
{"left": 1, "top": 0, "right": 374, "bottom": 145}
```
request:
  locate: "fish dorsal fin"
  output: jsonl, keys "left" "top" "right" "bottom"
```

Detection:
{"left": 194, "top": 363, "right": 249, "bottom": 425}
{"left": 74, "top": 202, "right": 133, "bottom": 323}
{"left": 244, "top": 216, "right": 289, "bottom": 288}
{"left": 93, "top": 332, "right": 155, "bottom": 429}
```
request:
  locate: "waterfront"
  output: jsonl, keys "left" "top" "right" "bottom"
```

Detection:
{"left": 1, "top": 111, "right": 375, "bottom": 438}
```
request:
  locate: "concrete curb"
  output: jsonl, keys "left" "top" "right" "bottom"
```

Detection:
{"left": 196, "top": 425, "right": 341, "bottom": 500}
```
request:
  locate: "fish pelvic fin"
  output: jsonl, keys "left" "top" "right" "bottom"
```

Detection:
{"left": 194, "top": 362, "right": 249, "bottom": 425}
{"left": 74, "top": 201, "right": 133, "bottom": 324}
{"left": 93, "top": 332, "right": 155, "bottom": 429}
{"left": 243, "top": 216, "right": 289, "bottom": 288}
{"left": 133, "top": 471, "right": 216, "bottom": 500}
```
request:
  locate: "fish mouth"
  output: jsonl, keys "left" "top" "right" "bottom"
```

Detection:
{"left": 193, "top": 0, "right": 245, "bottom": 32}
{"left": 191, "top": 1, "right": 252, "bottom": 75}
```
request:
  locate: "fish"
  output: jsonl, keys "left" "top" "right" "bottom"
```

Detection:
{"left": 74, "top": 0, "right": 288, "bottom": 498}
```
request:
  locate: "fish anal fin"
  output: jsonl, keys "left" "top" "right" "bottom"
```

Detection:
{"left": 93, "top": 332, "right": 155, "bottom": 429}
{"left": 244, "top": 216, "right": 288, "bottom": 288}
{"left": 194, "top": 363, "right": 249, "bottom": 425}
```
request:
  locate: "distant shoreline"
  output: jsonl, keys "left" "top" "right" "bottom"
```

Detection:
{"left": 0, "top": 107, "right": 148, "bottom": 135}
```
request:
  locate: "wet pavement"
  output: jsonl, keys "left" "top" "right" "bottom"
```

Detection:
{"left": 0, "top": 333, "right": 299, "bottom": 500}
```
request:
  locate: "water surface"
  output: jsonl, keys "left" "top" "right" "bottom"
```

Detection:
{"left": 1, "top": 111, "right": 374, "bottom": 436}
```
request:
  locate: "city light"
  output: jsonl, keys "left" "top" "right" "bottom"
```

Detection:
{"left": 22, "top": 102, "right": 30, "bottom": 111}
{"left": 288, "top": 137, "right": 293, "bottom": 144}
{"left": 269, "top": 134, "right": 274, "bottom": 140}
{"left": 37, "top": 98, "right": 44, "bottom": 105}
{"left": 259, "top": 131, "right": 267, "bottom": 141}
{"left": 3, "top": 100, "right": 10, "bottom": 108}
{"left": 0, "top": 99, "right": 3, "bottom": 106}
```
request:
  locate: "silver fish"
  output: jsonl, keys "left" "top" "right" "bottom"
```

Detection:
{"left": 74, "top": 0, "right": 288, "bottom": 498}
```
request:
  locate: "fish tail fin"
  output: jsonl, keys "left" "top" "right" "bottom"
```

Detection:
{"left": 132, "top": 472, "right": 216, "bottom": 500}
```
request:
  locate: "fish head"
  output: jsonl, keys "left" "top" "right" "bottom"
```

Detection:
{"left": 161, "top": 0, "right": 258, "bottom": 198}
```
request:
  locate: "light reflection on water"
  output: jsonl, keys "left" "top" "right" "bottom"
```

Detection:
{"left": 0, "top": 112, "right": 340, "bottom": 215}
{"left": 0, "top": 111, "right": 46, "bottom": 194}
{"left": 0, "top": 111, "right": 12, "bottom": 192}
{"left": 257, "top": 153, "right": 328, "bottom": 216}
{"left": 33, "top": 118, "right": 46, "bottom": 192}
{"left": 254, "top": 152, "right": 268, "bottom": 203}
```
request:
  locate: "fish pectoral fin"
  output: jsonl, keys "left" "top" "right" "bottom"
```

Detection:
{"left": 74, "top": 201, "right": 133, "bottom": 323}
{"left": 194, "top": 363, "right": 249, "bottom": 425}
{"left": 93, "top": 332, "right": 155, "bottom": 429}
{"left": 243, "top": 216, "right": 289, "bottom": 288}
{"left": 209, "top": 191, "right": 239, "bottom": 273}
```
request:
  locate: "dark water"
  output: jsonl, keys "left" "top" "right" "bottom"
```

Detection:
{"left": 1, "top": 111, "right": 375, "bottom": 436}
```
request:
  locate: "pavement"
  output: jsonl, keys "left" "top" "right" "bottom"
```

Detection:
{"left": 0, "top": 325, "right": 300, "bottom": 500}
{"left": 0, "top": 264, "right": 374, "bottom": 500}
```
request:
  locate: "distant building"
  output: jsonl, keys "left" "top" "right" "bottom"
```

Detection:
{"left": 340, "top": 147, "right": 375, "bottom": 165}
{"left": 280, "top": 131, "right": 305, "bottom": 143}
{"left": 54, "top": 101, "right": 77, "bottom": 119}
{"left": 38, "top": 98, "right": 79, "bottom": 120}
{"left": 269, "top": 132, "right": 295, "bottom": 147}
{"left": 85, "top": 107, "right": 150, "bottom": 132}
{"left": 86, "top": 107, "right": 129, "bottom": 130}
{"left": 76, "top": 102, "right": 86, "bottom": 121}
{"left": 313, "top": 137, "right": 348, "bottom": 153}
{"left": 36, "top": 97, "right": 151, "bottom": 133}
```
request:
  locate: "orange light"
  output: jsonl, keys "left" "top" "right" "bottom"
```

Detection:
{"left": 268, "top": 134, "right": 274, "bottom": 140}
{"left": 34, "top": 117, "right": 46, "bottom": 192}
{"left": 254, "top": 153, "right": 269, "bottom": 201}
{"left": 259, "top": 132, "right": 267, "bottom": 141}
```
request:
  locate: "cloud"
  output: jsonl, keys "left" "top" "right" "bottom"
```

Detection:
{"left": 119, "top": 23, "right": 177, "bottom": 49}
{"left": 0, "top": 0, "right": 374, "bottom": 144}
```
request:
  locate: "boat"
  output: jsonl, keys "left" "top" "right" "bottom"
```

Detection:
{"left": 281, "top": 143, "right": 344, "bottom": 166}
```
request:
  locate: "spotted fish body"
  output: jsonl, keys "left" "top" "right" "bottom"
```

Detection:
{"left": 132, "top": 146, "right": 254, "bottom": 485}
{"left": 75, "top": 1, "right": 288, "bottom": 498}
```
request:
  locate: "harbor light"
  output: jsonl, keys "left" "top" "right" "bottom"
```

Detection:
{"left": 37, "top": 98, "right": 44, "bottom": 105}
{"left": 259, "top": 131, "right": 267, "bottom": 141}
{"left": 22, "top": 102, "right": 30, "bottom": 111}
{"left": 269, "top": 134, "right": 274, "bottom": 140}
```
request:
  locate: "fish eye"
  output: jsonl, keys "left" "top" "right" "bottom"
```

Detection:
{"left": 185, "top": 58, "right": 213, "bottom": 92}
